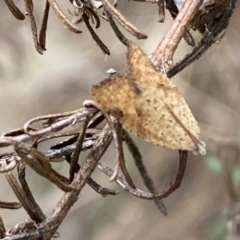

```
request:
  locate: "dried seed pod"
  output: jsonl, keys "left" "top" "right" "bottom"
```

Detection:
{"left": 92, "top": 41, "right": 206, "bottom": 155}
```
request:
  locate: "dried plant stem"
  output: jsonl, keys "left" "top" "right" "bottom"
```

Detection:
{"left": 98, "top": 151, "right": 187, "bottom": 200}
{"left": 24, "top": 0, "right": 43, "bottom": 54}
{"left": 102, "top": 0, "right": 147, "bottom": 39}
{"left": 64, "top": 155, "right": 118, "bottom": 196}
{"left": 23, "top": 108, "right": 93, "bottom": 137}
{"left": 0, "top": 215, "right": 6, "bottom": 238}
{"left": 39, "top": 0, "right": 50, "bottom": 50}
{"left": 15, "top": 143, "right": 73, "bottom": 192}
{"left": 18, "top": 163, "right": 46, "bottom": 223}
{"left": 69, "top": 116, "right": 91, "bottom": 182}
{"left": 110, "top": 122, "right": 136, "bottom": 188}
{"left": 0, "top": 201, "right": 21, "bottom": 209}
{"left": 165, "top": 0, "right": 195, "bottom": 46}
{"left": 107, "top": 10, "right": 129, "bottom": 46}
{"left": 0, "top": 108, "right": 93, "bottom": 148}
{"left": 158, "top": 0, "right": 165, "bottom": 22}
{"left": 153, "top": 150, "right": 188, "bottom": 199}
{"left": 133, "top": 0, "right": 158, "bottom": 2}
{"left": 4, "top": 171, "right": 44, "bottom": 222}
{"left": 124, "top": 131, "right": 167, "bottom": 215}
{"left": 151, "top": 0, "right": 203, "bottom": 69}
{"left": 98, "top": 161, "right": 157, "bottom": 199}
{"left": 83, "top": 100, "right": 127, "bottom": 183}
{"left": 0, "top": 158, "right": 17, "bottom": 173}
{"left": 167, "top": 0, "right": 237, "bottom": 77}
{"left": 42, "top": 125, "right": 112, "bottom": 239}
{"left": 47, "top": 0, "right": 82, "bottom": 33}
{"left": 82, "top": 13, "right": 110, "bottom": 55}
{"left": 4, "top": 0, "right": 25, "bottom": 20}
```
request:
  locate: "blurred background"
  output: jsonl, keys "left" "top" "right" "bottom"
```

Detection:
{"left": 0, "top": 1, "right": 240, "bottom": 240}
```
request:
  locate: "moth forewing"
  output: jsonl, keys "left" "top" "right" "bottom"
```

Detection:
{"left": 92, "top": 42, "right": 206, "bottom": 155}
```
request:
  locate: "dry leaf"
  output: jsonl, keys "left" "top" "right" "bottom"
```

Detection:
{"left": 92, "top": 42, "right": 206, "bottom": 155}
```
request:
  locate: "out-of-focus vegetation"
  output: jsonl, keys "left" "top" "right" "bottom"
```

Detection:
{"left": 0, "top": 1, "right": 240, "bottom": 239}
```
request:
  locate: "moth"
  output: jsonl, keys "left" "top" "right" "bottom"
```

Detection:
{"left": 92, "top": 41, "right": 206, "bottom": 155}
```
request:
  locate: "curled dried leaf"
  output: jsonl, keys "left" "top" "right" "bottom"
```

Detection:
{"left": 102, "top": 0, "right": 147, "bottom": 39}
{"left": 4, "top": 0, "right": 25, "bottom": 20}
{"left": 48, "top": 0, "right": 82, "bottom": 33}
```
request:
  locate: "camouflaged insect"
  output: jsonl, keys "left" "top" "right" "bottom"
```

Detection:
{"left": 92, "top": 42, "right": 206, "bottom": 155}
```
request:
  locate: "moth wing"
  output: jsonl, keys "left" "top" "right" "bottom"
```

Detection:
{"left": 92, "top": 76, "right": 132, "bottom": 113}
{"left": 165, "top": 87, "right": 200, "bottom": 134}
{"left": 136, "top": 86, "right": 200, "bottom": 150}
{"left": 92, "top": 76, "right": 141, "bottom": 132}
{"left": 127, "top": 42, "right": 173, "bottom": 91}
{"left": 92, "top": 42, "right": 202, "bottom": 152}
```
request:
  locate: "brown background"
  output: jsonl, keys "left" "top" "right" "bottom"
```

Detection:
{"left": 0, "top": 1, "right": 240, "bottom": 240}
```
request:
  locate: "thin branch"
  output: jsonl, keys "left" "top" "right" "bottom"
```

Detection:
{"left": 167, "top": 0, "right": 237, "bottom": 77}
{"left": 165, "top": 0, "right": 195, "bottom": 46}
{"left": 42, "top": 124, "right": 113, "bottom": 239}
{"left": 150, "top": 0, "right": 203, "bottom": 69}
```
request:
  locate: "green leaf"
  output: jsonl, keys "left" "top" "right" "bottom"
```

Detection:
{"left": 210, "top": 222, "right": 228, "bottom": 240}
{"left": 205, "top": 155, "right": 223, "bottom": 174}
{"left": 232, "top": 167, "right": 240, "bottom": 185}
